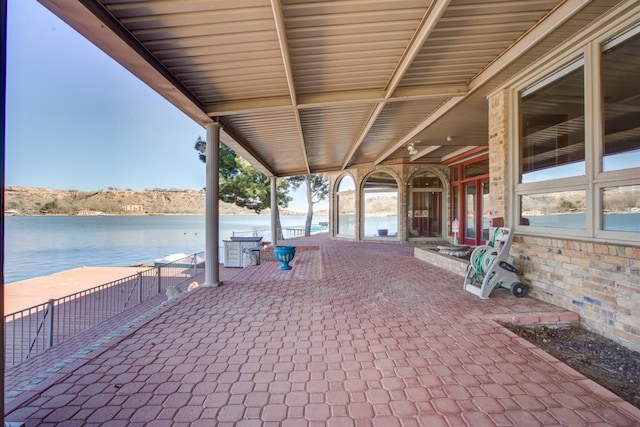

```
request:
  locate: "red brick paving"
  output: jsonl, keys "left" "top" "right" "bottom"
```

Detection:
{"left": 5, "top": 235, "right": 640, "bottom": 425}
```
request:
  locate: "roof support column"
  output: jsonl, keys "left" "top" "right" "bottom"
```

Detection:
{"left": 204, "top": 122, "right": 221, "bottom": 287}
{"left": 271, "top": 176, "right": 278, "bottom": 246}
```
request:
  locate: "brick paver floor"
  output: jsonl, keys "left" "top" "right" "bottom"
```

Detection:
{"left": 5, "top": 235, "right": 640, "bottom": 425}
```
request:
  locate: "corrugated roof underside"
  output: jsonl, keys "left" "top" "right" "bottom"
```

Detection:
{"left": 105, "top": 0, "right": 289, "bottom": 104}
{"left": 283, "top": 0, "right": 432, "bottom": 95}
{"left": 402, "top": 0, "right": 563, "bottom": 86}
{"left": 223, "top": 110, "right": 306, "bottom": 175}
{"left": 300, "top": 104, "right": 378, "bottom": 171}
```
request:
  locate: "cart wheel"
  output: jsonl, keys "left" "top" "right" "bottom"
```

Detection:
{"left": 510, "top": 282, "right": 526, "bottom": 298}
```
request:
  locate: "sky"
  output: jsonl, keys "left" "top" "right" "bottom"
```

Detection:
{"left": 5, "top": 0, "right": 319, "bottom": 212}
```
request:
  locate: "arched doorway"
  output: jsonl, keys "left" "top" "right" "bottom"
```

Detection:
{"left": 362, "top": 171, "right": 398, "bottom": 238}
{"left": 335, "top": 175, "right": 356, "bottom": 237}
{"left": 408, "top": 171, "right": 444, "bottom": 239}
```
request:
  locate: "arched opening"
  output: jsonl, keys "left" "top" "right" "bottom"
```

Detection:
{"left": 408, "top": 171, "right": 444, "bottom": 239}
{"left": 336, "top": 175, "right": 356, "bottom": 236}
{"left": 362, "top": 171, "right": 398, "bottom": 238}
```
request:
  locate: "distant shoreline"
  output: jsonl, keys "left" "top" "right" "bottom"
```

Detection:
{"left": 4, "top": 186, "right": 319, "bottom": 216}
{"left": 4, "top": 211, "right": 315, "bottom": 217}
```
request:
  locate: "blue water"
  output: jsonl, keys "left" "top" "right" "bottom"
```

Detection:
{"left": 3, "top": 215, "right": 327, "bottom": 284}
{"left": 526, "top": 212, "right": 640, "bottom": 231}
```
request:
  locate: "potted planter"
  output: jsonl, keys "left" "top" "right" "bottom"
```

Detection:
{"left": 273, "top": 245, "right": 296, "bottom": 270}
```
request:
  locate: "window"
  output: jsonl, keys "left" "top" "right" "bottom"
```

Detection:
{"left": 362, "top": 172, "right": 398, "bottom": 238}
{"left": 520, "top": 190, "right": 586, "bottom": 229}
{"left": 520, "top": 60, "right": 585, "bottom": 183}
{"left": 514, "top": 23, "right": 640, "bottom": 243}
{"left": 602, "top": 185, "right": 640, "bottom": 232}
{"left": 602, "top": 29, "right": 640, "bottom": 172}
{"left": 464, "top": 159, "right": 489, "bottom": 179}
{"left": 336, "top": 175, "right": 356, "bottom": 236}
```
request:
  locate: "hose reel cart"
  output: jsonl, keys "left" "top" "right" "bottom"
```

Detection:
{"left": 463, "top": 227, "right": 527, "bottom": 299}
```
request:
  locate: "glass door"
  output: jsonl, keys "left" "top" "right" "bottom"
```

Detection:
{"left": 463, "top": 180, "right": 489, "bottom": 245}
{"left": 411, "top": 191, "right": 442, "bottom": 237}
{"left": 464, "top": 184, "right": 477, "bottom": 244}
{"left": 409, "top": 172, "right": 443, "bottom": 239}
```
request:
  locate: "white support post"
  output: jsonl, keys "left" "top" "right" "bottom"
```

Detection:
{"left": 204, "top": 122, "right": 221, "bottom": 287}
{"left": 271, "top": 176, "right": 278, "bottom": 247}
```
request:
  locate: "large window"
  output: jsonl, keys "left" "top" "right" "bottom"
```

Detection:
{"left": 599, "top": 29, "right": 640, "bottom": 233}
{"left": 336, "top": 175, "right": 356, "bottom": 236}
{"left": 515, "top": 23, "right": 640, "bottom": 242}
{"left": 602, "top": 30, "right": 640, "bottom": 172}
{"left": 362, "top": 172, "right": 398, "bottom": 238}
{"left": 520, "top": 60, "right": 585, "bottom": 183}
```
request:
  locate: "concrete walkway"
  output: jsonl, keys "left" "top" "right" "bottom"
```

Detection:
{"left": 5, "top": 235, "right": 640, "bottom": 425}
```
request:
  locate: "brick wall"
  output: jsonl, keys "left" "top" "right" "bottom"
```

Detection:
{"left": 488, "top": 90, "right": 640, "bottom": 352}
{"left": 511, "top": 235, "right": 640, "bottom": 352}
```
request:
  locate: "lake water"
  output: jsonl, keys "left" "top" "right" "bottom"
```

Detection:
{"left": 3, "top": 215, "right": 327, "bottom": 284}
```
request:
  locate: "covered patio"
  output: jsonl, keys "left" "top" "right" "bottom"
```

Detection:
{"left": 2, "top": 0, "right": 640, "bottom": 424}
{"left": 5, "top": 236, "right": 640, "bottom": 425}
{"left": 24, "top": 0, "right": 640, "bottom": 350}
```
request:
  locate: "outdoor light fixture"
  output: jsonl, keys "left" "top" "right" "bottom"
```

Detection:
{"left": 407, "top": 142, "right": 418, "bottom": 155}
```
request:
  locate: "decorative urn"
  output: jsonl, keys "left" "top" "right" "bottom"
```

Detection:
{"left": 273, "top": 245, "right": 296, "bottom": 270}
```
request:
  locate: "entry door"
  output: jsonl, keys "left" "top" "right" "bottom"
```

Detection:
{"left": 464, "top": 184, "right": 477, "bottom": 244}
{"left": 463, "top": 180, "right": 489, "bottom": 245}
{"left": 411, "top": 191, "right": 441, "bottom": 237}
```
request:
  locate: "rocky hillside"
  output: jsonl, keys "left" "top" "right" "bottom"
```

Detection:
{"left": 3, "top": 186, "right": 262, "bottom": 215}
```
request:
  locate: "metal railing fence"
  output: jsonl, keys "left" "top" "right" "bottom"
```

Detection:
{"left": 4, "top": 252, "right": 204, "bottom": 368}
{"left": 229, "top": 222, "right": 329, "bottom": 240}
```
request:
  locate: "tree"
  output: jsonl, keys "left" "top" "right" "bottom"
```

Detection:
{"left": 42, "top": 200, "right": 59, "bottom": 213}
{"left": 287, "top": 174, "right": 329, "bottom": 236}
{"left": 195, "top": 136, "right": 292, "bottom": 239}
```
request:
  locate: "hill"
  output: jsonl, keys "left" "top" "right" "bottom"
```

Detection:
{"left": 3, "top": 186, "right": 268, "bottom": 216}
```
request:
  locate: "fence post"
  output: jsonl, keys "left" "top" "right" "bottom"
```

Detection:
{"left": 47, "top": 299, "right": 55, "bottom": 348}
{"left": 157, "top": 267, "right": 162, "bottom": 295}
{"left": 138, "top": 272, "right": 143, "bottom": 304}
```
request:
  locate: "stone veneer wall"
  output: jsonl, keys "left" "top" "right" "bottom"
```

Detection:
{"left": 487, "top": 90, "right": 640, "bottom": 352}
{"left": 510, "top": 236, "right": 640, "bottom": 352}
{"left": 487, "top": 90, "right": 509, "bottom": 220}
{"left": 414, "top": 247, "right": 468, "bottom": 277}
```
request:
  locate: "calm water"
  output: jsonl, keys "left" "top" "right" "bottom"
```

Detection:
{"left": 3, "top": 215, "right": 327, "bottom": 284}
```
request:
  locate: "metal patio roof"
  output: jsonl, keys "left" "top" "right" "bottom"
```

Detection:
{"left": 38, "top": 0, "right": 627, "bottom": 177}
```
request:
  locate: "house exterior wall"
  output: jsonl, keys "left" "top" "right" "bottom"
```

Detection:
{"left": 489, "top": 87, "right": 640, "bottom": 351}
{"left": 327, "top": 4, "right": 640, "bottom": 352}
{"left": 328, "top": 164, "right": 449, "bottom": 243}
{"left": 487, "top": 90, "right": 509, "bottom": 223}
{"left": 511, "top": 236, "right": 640, "bottom": 351}
{"left": 487, "top": 5, "right": 640, "bottom": 352}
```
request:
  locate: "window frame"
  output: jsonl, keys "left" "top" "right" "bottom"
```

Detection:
{"left": 510, "top": 21, "right": 640, "bottom": 245}
{"left": 335, "top": 174, "right": 356, "bottom": 238}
